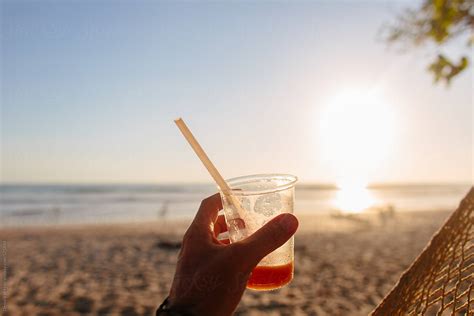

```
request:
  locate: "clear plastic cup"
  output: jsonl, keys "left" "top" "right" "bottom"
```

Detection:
{"left": 219, "top": 174, "right": 297, "bottom": 291}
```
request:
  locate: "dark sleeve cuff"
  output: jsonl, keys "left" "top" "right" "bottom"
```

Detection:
{"left": 156, "top": 297, "right": 195, "bottom": 316}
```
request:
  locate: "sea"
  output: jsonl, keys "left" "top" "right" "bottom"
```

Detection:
{"left": 0, "top": 183, "right": 471, "bottom": 227}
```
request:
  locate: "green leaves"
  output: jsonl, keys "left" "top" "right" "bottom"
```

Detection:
{"left": 385, "top": 0, "right": 473, "bottom": 85}
{"left": 428, "top": 55, "right": 469, "bottom": 84}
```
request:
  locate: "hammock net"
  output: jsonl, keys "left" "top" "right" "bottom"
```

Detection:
{"left": 371, "top": 187, "right": 474, "bottom": 316}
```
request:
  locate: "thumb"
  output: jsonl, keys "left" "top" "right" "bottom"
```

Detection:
{"left": 234, "top": 213, "right": 298, "bottom": 267}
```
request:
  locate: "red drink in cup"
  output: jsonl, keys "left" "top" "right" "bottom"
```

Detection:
{"left": 247, "top": 261, "right": 294, "bottom": 290}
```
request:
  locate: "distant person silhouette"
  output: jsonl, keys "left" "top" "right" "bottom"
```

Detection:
{"left": 158, "top": 201, "right": 169, "bottom": 219}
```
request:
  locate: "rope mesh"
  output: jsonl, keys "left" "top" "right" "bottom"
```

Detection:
{"left": 371, "top": 187, "right": 474, "bottom": 316}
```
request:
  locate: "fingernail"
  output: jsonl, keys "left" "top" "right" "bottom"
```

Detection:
{"left": 278, "top": 214, "right": 298, "bottom": 234}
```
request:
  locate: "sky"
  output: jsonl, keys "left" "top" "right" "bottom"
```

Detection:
{"left": 1, "top": 0, "right": 472, "bottom": 185}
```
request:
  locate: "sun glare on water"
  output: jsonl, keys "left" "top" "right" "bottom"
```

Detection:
{"left": 319, "top": 89, "right": 396, "bottom": 213}
{"left": 333, "top": 180, "right": 375, "bottom": 213}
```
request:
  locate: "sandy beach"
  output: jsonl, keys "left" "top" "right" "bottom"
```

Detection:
{"left": 1, "top": 210, "right": 452, "bottom": 316}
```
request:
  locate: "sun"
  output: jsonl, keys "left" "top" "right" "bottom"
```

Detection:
{"left": 319, "top": 89, "right": 397, "bottom": 187}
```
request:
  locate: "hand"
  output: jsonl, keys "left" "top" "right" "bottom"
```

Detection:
{"left": 165, "top": 193, "right": 299, "bottom": 316}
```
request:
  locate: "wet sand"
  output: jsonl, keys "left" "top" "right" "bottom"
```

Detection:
{"left": 1, "top": 210, "right": 451, "bottom": 315}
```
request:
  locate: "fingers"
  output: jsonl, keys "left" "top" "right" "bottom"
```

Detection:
{"left": 214, "top": 215, "right": 232, "bottom": 245}
{"left": 213, "top": 215, "right": 228, "bottom": 237}
{"left": 194, "top": 193, "right": 222, "bottom": 224}
{"left": 233, "top": 213, "right": 298, "bottom": 267}
{"left": 188, "top": 193, "right": 223, "bottom": 239}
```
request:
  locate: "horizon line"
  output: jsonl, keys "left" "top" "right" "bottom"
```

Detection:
{"left": 0, "top": 181, "right": 471, "bottom": 188}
